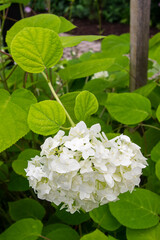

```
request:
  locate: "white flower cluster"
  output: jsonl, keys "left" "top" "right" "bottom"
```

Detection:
{"left": 91, "top": 71, "right": 109, "bottom": 80}
{"left": 25, "top": 121, "right": 147, "bottom": 213}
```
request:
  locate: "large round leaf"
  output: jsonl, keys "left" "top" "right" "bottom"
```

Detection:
{"left": 55, "top": 208, "right": 90, "bottom": 225}
{"left": 12, "top": 149, "right": 40, "bottom": 177}
{"left": 46, "top": 226, "right": 79, "bottom": 240}
{"left": 0, "top": 89, "right": 37, "bottom": 153}
{"left": 9, "top": 198, "right": 45, "bottom": 221}
{"left": 126, "top": 224, "right": 160, "bottom": 240}
{"left": 81, "top": 229, "right": 108, "bottom": 240}
{"left": 109, "top": 189, "right": 160, "bottom": 229}
{"left": 105, "top": 93, "right": 151, "bottom": 125}
{"left": 8, "top": 172, "right": 29, "bottom": 191}
{"left": 28, "top": 100, "right": 66, "bottom": 136}
{"left": 90, "top": 204, "right": 121, "bottom": 231}
{"left": 11, "top": 27, "right": 63, "bottom": 73}
{"left": 151, "top": 141, "right": 160, "bottom": 162}
{"left": 155, "top": 160, "right": 160, "bottom": 180}
{"left": 6, "top": 14, "right": 61, "bottom": 48}
{"left": 0, "top": 218, "right": 43, "bottom": 240}
{"left": 74, "top": 91, "right": 99, "bottom": 121}
{"left": 156, "top": 104, "right": 160, "bottom": 122}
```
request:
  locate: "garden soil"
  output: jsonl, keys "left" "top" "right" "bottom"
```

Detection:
{"left": 62, "top": 18, "right": 159, "bottom": 59}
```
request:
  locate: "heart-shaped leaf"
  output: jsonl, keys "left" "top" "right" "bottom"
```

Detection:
{"left": 11, "top": 27, "right": 63, "bottom": 73}
{"left": 105, "top": 93, "right": 151, "bottom": 125}
{"left": 12, "top": 149, "right": 40, "bottom": 177}
{"left": 6, "top": 14, "right": 61, "bottom": 48}
{"left": 126, "top": 223, "right": 160, "bottom": 240}
{"left": 90, "top": 204, "right": 121, "bottom": 231}
{"left": 28, "top": 100, "right": 66, "bottom": 136}
{"left": 109, "top": 189, "right": 160, "bottom": 229}
{"left": 74, "top": 91, "right": 98, "bottom": 121}
{"left": 9, "top": 198, "right": 45, "bottom": 221}
{"left": 0, "top": 218, "right": 43, "bottom": 240}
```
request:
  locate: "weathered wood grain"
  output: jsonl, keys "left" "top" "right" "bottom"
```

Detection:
{"left": 130, "top": 0, "right": 151, "bottom": 91}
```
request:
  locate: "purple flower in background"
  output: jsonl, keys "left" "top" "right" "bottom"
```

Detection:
{"left": 158, "top": 3, "right": 160, "bottom": 7}
{"left": 24, "top": 6, "right": 32, "bottom": 13}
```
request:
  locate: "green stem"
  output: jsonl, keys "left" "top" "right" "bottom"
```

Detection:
{"left": 5, "top": 64, "right": 17, "bottom": 81}
{"left": 19, "top": 4, "right": 24, "bottom": 19}
{"left": 39, "top": 235, "right": 51, "bottom": 240}
{"left": 96, "top": 0, "right": 102, "bottom": 35}
{"left": 138, "top": 123, "right": 160, "bottom": 131}
{"left": 42, "top": 71, "right": 75, "bottom": 127}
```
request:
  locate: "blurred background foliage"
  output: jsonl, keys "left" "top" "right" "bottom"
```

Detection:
{"left": 29, "top": 0, "right": 160, "bottom": 28}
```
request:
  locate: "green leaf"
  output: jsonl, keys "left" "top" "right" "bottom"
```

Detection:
{"left": 9, "top": 198, "right": 45, "bottom": 221}
{"left": 6, "top": 66, "right": 25, "bottom": 88}
{"left": 148, "top": 87, "right": 160, "bottom": 109}
{"left": 90, "top": 54, "right": 129, "bottom": 72}
{"left": 145, "top": 128, "right": 160, "bottom": 154}
{"left": 151, "top": 141, "right": 160, "bottom": 162}
{"left": 105, "top": 93, "right": 152, "bottom": 125}
{"left": 42, "top": 224, "right": 69, "bottom": 236}
{"left": 81, "top": 229, "right": 108, "bottom": 240}
{"left": 0, "top": 3, "right": 11, "bottom": 11}
{"left": 60, "top": 35, "right": 104, "bottom": 48}
{"left": 8, "top": 172, "right": 29, "bottom": 191}
{"left": 55, "top": 209, "right": 90, "bottom": 225}
{"left": 156, "top": 104, "right": 160, "bottom": 122}
{"left": 149, "top": 33, "right": 160, "bottom": 49}
{"left": 146, "top": 175, "right": 160, "bottom": 195}
{"left": 60, "top": 91, "right": 79, "bottom": 125}
{"left": 0, "top": 218, "right": 43, "bottom": 240}
{"left": 58, "top": 16, "right": 76, "bottom": 33}
{"left": 74, "top": 91, "right": 98, "bottom": 121}
{"left": 28, "top": 100, "right": 66, "bottom": 136}
{"left": 46, "top": 226, "right": 80, "bottom": 240}
{"left": 12, "top": 149, "right": 40, "bottom": 177}
{"left": 6, "top": 14, "right": 61, "bottom": 48}
{"left": 59, "top": 58, "right": 115, "bottom": 82}
{"left": 109, "top": 189, "right": 160, "bottom": 229}
{"left": 11, "top": 88, "right": 37, "bottom": 112}
{"left": 0, "top": 162, "right": 8, "bottom": 182}
{"left": 155, "top": 160, "right": 160, "bottom": 180}
{"left": 134, "top": 82, "right": 157, "bottom": 97}
{"left": 108, "top": 236, "right": 117, "bottom": 240}
{"left": 126, "top": 223, "right": 160, "bottom": 240}
{"left": 90, "top": 204, "right": 121, "bottom": 231}
{"left": 0, "top": 89, "right": 37, "bottom": 153}
{"left": 101, "top": 33, "right": 130, "bottom": 57}
{"left": 84, "top": 78, "right": 107, "bottom": 93}
{"left": 11, "top": 27, "right": 63, "bottom": 73}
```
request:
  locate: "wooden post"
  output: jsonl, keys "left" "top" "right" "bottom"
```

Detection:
{"left": 130, "top": 0, "right": 151, "bottom": 91}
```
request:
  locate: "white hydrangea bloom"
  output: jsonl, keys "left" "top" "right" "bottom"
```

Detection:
{"left": 25, "top": 121, "right": 147, "bottom": 213}
{"left": 91, "top": 71, "right": 109, "bottom": 80}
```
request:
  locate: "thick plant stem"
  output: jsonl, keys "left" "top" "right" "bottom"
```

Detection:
{"left": 42, "top": 71, "right": 75, "bottom": 127}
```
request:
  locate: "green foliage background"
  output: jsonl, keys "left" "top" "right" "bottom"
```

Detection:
{"left": 0, "top": 2, "right": 160, "bottom": 240}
